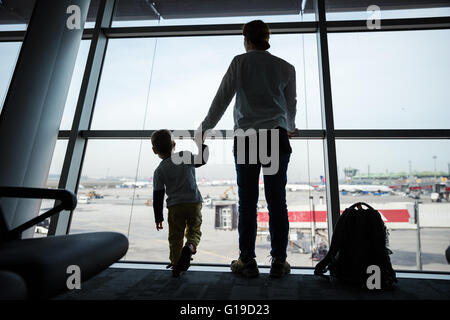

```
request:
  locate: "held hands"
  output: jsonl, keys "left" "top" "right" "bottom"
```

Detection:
{"left": 314, "top": 256, "right": 330, "bottom": 275}
{"left": 314, "top": 260, "right": 326, "bottom": 275}
{"left": 194, "top": 129, "right": 205, "bottom": 146}
{"left": 156, "top": 222, "right": 163, "bottom": 231}
{"left": 287, "top": 128, "right": 300, "bottom": 138}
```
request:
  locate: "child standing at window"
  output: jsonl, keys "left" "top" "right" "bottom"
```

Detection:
{"left": 151, "top": 129, "right": 209, "bottom": 277}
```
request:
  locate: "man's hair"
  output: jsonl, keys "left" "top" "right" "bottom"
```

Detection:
{"left": 151, "top": 129, "right": 173, "bottom": 157}
{"left": 243, "top": 20, "right": 270, "bottom": 50}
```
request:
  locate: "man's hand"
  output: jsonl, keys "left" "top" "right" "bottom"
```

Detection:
{"left": 287, "top": 128, "right": 300, "bottom": 138}
{"left": 314, "top": 256, "right": 329, "bottom": 275}
{"left": 194, "top": 129, "right": 205, "bottom": 146}
{"left": 156, "top": 222, "right": 163, "bottom": 231}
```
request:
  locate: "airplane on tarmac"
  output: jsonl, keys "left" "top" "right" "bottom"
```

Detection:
{"left": 316, "top": 175, "right": 393, "bottom": 194}
{"left": 120, "top": 181, "right": 151, "bottom": 188}
{"left": 339, "top": 184, "right": 393, "bottom": 194}
{"left": 286, "top": 184, "right": 315, "bottom": 192}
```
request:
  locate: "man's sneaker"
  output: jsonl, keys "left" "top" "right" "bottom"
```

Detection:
{"left": 270, "top": 258, "right": 291, "bottom": 278}
{"left": 231, "top": 258, "right": 259, "bottom": 278}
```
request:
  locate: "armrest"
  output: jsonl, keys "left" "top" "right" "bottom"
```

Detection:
{"left": 0, "top": 187, "right": 77, "bottom": 240}
{"left": 0, "top": 187, "right": 77, "bottom": 211}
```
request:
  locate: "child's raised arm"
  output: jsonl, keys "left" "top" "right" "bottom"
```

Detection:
{"left": 153, "top": 187, "right": 165, "bottom": 230}
{"left": 192, "top": 143, "right": 209, "bottom": 168}
{"left": 152, "top": 169, "right": 165, "bottom": 230}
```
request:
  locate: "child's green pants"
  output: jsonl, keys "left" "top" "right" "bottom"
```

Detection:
{"left": 167, "top": 202, "right": 202, "bottom": 265}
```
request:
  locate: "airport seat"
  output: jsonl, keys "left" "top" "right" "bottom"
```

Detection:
{"left": 0, "top": 271, "right": 27, "bottom": 300}
{"left": 0, "top": 187, "right": 129, "bottom": 299}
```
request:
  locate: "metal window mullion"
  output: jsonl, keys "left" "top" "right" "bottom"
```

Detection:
{"left": 0, "top": 29, "right": 94, "bottom": 42}
{"left": 104, "top": 21, "right": 318, "bottom": 38}
{"left": 72, "top": 129, "right": 450, "bottom": 139}
{"left": 48, "top": 0, "right": 116, "bottom": 236}
{"left": 2, "top": 16, "right": 450, "bottom": 42}
{"left": 326, "top": 17, "right": 450, "bottom": 33}
{"left": 334, "top": 129, "right": 450, "bottom": 139}
{"left": 75, "top": 129, "right": 326, "bottom": 139}
{"left": 315, "top": 0, "right": 341, "bottom": 240}
{"left": 56, "top": 129, "right": 450, "bottom": 140}
{"left": 102, "top": 17, "right": 450, "bottom": 38}
{"left": 0, "top": 31, "right": 26, "bottom": 42}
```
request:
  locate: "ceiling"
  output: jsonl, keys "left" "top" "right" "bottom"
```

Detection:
{"left": 0, "top": 0, "right": 449, "bottom": 25}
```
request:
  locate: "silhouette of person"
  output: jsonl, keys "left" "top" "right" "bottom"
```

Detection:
{"left": 196, "top": 20, "right": 297, "bottom": 278}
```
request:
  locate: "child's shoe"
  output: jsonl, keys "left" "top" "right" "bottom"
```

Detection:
{"left": 174, "top": 245, "right": 194, "bottom": 274}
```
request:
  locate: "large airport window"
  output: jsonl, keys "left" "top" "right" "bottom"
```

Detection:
{"left": 55, "top": 2, "right": 450, "bottom": 272}
{"left": 336, "top": 139, "right": 450, "bottom": 272}
{"left": 328, "top": 29, "right": 450, "bottom": 129}
{"left": 0, "top": 42, "right": 21, "bottom": 115}
{"left": 91, "top": 34, "right": 322, "bottom": 130}
{"left": 69, "top": 138, "right": 328, "bottom": 267}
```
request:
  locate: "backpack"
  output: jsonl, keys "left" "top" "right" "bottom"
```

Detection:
{"left": 314, "top": 202, "right": 397, "bottom": 289}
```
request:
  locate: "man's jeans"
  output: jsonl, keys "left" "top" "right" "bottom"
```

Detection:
{"left": 234, "top": 152, "right": 290, "bottom": 261}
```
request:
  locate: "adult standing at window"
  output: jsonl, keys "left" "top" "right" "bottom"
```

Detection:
{"left": 196, "top": 20, "right": 297, "bottom": 278}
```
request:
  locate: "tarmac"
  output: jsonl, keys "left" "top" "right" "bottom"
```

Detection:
{"left": 39, "top": 186, "right": 450, "bottom": 272}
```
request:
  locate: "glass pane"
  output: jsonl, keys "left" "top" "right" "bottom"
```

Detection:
{"left": 69, "top": 138, "right": 327, "bottom": 267}
{"left": 112, "top": 0, "right": 315, "bottom": 27}
{"left": 59, "top": 40, "right": 91, "bottom": 130}
{"left": 0, "top": 42, "right": 21, "bottom": 114}
{"left": 144, "top": 36, "right": 240, "bottom": 130}
{"left": 0, "top": 40, "right": 91, "bottom": 127}
{"left": 90, "top": 38, "right": 158, "bottom": 129}
{"left": 34, "top": 140, "right": 68, "bottom": 238}
{"left": 70, "top": 140, "right": 144, "bottom": 237}
{"left": 328, "top": 30, "right": 450, "bottom": 129}
{"left": 336, "top": 139, "right": 450, "bottom": 272}
{"left": 46, "top": 140, "right": 69, "bottom": 188}
{"left": 92, "top": 34, "right": 322, "bottom": 130}
{"left": 283, "top": 139, "right": 328, "bottom": 267}
{"left": 86, "top": 0, "right": 100, "bottom": 27}
{"left": 325, "top": 1, "right": 450, "bottom": 20}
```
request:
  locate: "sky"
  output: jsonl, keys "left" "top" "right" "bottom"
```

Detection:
{"left": 1, "top": 7, "right": 450, "bottom": 183}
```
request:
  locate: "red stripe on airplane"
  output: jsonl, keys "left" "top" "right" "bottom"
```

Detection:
{"left": 378, "top": 209, "right": 411, "bottom": 222}
{"left": 257, "top": 209, "right": 410, "bottom": 223}
{"left": 409, "top": 185, "right": 432, "bottom": 190}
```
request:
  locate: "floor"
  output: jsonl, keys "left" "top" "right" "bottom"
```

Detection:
{"left": 54, "top": 264, "right": 450, "bottom": 300}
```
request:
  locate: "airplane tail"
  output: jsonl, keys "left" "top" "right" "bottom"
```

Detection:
{"left": 320, "top": 175, "right": 325, "bottom": 185}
